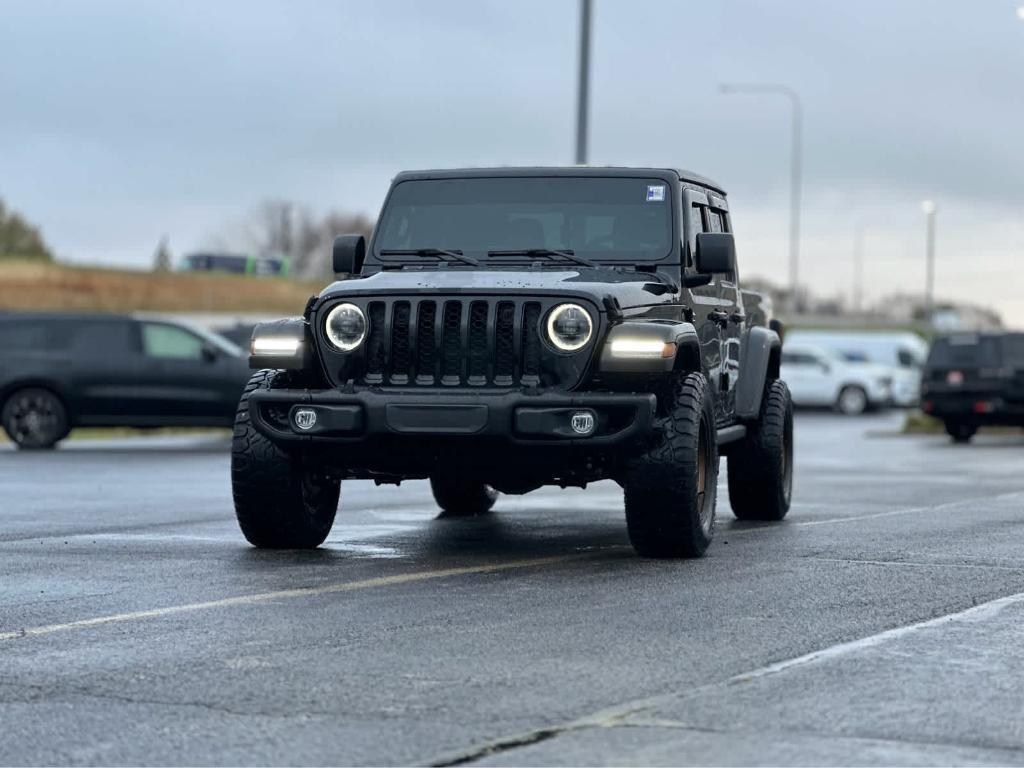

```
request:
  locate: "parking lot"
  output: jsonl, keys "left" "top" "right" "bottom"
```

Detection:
{"left": 2, "top": 412, "right": 1024, "bottom": 766}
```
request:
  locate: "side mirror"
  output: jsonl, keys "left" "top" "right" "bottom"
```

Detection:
{"left": 695, "top": 233, "right": 736, "bottom": 275}
{"left": 200, "top": 343, "right": 219, "bottom": 363}
{"left": 333, "top": 234, "right": 366, "bottom": 276}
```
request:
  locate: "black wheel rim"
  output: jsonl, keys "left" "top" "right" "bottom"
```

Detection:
{"left": 7, "top": 393, "right": 60, "bottom": 445}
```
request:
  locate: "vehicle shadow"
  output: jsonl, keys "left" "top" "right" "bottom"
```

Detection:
{"left": 417, "top": 509, "right": 632, "bottom": 561}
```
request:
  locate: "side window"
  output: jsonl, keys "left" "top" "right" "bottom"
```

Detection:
{"left": 70, "top": 321, "right": 137, "bottom": 354}
{"left": 708, "top": 208, "right": 738, "bottom": 284}
{"left": 0, "top": 321, "right": 51, "bottom": 350}
{"left": 707, "top": 210, "right": 722, "bottom": 233}
{"left": 142, "top": 323, "right": 204, "bottom": 360}
{"left": 688, "top": 204, "right": 706, "bottom": 269}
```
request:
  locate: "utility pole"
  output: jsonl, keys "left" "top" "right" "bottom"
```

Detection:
{"left": 574, "top": 0, "right": 592, "bottom": 165}
{"left": 852, "top": 223, "right": 865, "bottom": 314}
{"left": 922, "top": 200, "right": 937, "bottom": 321}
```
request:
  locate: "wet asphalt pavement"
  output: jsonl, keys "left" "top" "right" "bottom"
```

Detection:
{"left": 2, "top": 412, "right": 1024, "bottom": 766}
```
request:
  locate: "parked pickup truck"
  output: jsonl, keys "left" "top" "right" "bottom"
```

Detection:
{"left": 235, "top": 167, "right": 792, "bottom": 558}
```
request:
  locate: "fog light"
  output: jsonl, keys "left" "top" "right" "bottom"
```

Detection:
{"left": 570, "top": 410, "right": 596, "bottom": 436}
{"left": 293, "top": 408, "right": 318, "bottom": 431}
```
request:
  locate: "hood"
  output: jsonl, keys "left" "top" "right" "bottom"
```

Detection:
{"left": 318, "top": 267, "right": 679, "bottom": 312}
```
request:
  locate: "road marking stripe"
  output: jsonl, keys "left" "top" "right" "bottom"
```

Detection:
{"left": 430, "top": 589, "right": 1024, "bottom": 765}
{"left": 731, "top": 589, "right": 1024, "bottom": 682}
{"left": 725, "top": 490, "right": 1024, "bottom": 536}
{"left": 0, "top": 553, "right": 591, "bottom": 642}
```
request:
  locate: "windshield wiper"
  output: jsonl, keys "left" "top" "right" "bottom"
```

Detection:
{"left": 379, "top": 248, "right": 479, "bottom": 266}
{"left": 486, "top": 248, "right": 596, "bottom": 268}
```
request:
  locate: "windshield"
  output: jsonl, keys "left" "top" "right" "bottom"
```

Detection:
{"left": 927, "top": 335, "right": 1002, "bottom": 368}
{"left": 372, "top": 177, "right": 674, "bottom": 264}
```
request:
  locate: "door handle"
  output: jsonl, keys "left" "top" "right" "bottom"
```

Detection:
{"left": 708, "top": 310, "right": 729, "bottom": 326}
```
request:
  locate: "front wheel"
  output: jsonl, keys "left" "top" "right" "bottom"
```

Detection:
{"left": 728, "top": 380, "right": 794, "bottom": 521}
{"left": 430, "top": 475, "right": 498, "bottom": 517}
{"left": 622, "top": 372, "right": 718, "bottom": 558}
{"left": 1, "top": 387, "right": 69, "bottom": 450}
{"left": 232, "top": 370, "right": 340, "bottom": 548}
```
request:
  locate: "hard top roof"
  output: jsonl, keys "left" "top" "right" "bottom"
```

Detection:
{"left": 391, "top": 166, "right": 726, "bottom": 195}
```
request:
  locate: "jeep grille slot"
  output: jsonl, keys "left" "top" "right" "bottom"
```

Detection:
{"left": 332, "top": 297, "right": 585, "bottom": 389}
{"left": 365, "top": 302, "right": 387, "bottom": 384}
{"left": 522, "top": 302, "right": 542, "bottom": 383}
{"left": 441, "top": 301, "right": 462, "bottom": 384}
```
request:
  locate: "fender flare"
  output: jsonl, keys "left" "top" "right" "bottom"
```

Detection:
{"left": 735, "top": 326, "right": 782, "bottom": 421}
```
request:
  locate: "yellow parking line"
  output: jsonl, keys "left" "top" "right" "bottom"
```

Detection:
{"left": 0, "top": 553, "right": 591, "bottom": 643}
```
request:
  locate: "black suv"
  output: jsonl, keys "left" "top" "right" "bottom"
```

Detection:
{"left": 235, "top": 167, "right": 792, "bottom": 558}
{"left": 0, "top": 313, "right": 250, "bottom": 449}
{"left": 921, "top": 332, "right": 1024, "bottom": 443}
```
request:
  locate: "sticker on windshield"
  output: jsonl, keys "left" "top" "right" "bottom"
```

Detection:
{"left": 646, "top": 184, "right": 665, "bottom": 202}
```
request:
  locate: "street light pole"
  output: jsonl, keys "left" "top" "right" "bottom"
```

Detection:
{"left": 922, "top": 200, "right": 937, "bottom": 320}
{"left": 719, "top": 83, "right": 803, "bottom": 309}
{"left": 853, "top": 222, "right": 865, "bottom": 314}
{"left": 574, "top": 0, "right": 592, "bottom": 165}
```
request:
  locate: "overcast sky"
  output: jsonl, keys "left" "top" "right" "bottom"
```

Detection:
{"left": 2, "top": 0, "right": 1023, "bottom": 323}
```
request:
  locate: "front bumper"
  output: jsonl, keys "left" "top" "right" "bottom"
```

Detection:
{"left": 249, "top": 387, "right": 656, "bottom": 447}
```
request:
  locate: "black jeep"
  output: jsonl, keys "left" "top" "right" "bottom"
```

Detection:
{"left": 234, "top": 167, "right": 792, "bottom": 558}
{"left": 921, "top": 332, "right": 1024, "bottom": 443}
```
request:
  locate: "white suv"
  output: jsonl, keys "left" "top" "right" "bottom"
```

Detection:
{"left": 781, "top": 344, "right": 893, "bottom": 415}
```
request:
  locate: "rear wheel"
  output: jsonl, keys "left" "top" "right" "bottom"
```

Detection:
{"left": 836, "top": 385, "right": 869, "bottom": 415}
{"left": 232, "top": 370, "right": 340, "bottom": 548}
{"left": 430, "top": 475, "right": 498, "bottom": 517}
{"left": 945, "top": 421, "right": 976, "bottom": 444}
{"left": 622, "top": 372, "right": 717, "bottom": 558}
{"left": 728, "top": 380, "right": 793, "bottom": 521}
{"left": 1, "top": 387, "right": 69, "bottom": 450}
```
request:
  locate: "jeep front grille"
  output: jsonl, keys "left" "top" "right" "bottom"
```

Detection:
{"left": 357, "top": 298, "right": 545, "bottom": 387}
{"left": 318, "top": 295, "right": 597, "bottom": 390}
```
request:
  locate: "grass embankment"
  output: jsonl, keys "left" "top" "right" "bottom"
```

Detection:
{"left": 902, "top": 410, "right": 1020, "bottom": 436}
{"left": 0, "top": 260, "right": 321, "bottom": 314}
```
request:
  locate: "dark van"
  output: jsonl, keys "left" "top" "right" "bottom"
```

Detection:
{"left": 921, "top": 332, "right": 1024, "bottom": 443}
{"left": 0, "top": 313, "right": 251, "bottom": 449}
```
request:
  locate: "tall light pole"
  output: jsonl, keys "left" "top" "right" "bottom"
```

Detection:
{"left": 574, "top": 0, "right": 592, "bottom": 165}
{"left": 719, "top": 83, "right": 803, "bottom": 310}
{"left": 852, "top": 222, "right": 866, "bottom": 314}
{"left": 921, "top": 200, "right": 937, "bottom": 321}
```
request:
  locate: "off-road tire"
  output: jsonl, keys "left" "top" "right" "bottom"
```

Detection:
{"left": 728, "top": 379, "right": 793, "bottom": 521}
{"left": 232, "top": 369, "right": 340, "bottom": 548}
{"left": 430, "top": 476, "right": 498, "bottom": 517}
{"left": 623, "top": 372, "right": 718, "bottom": 558}
{"left": 1, "top": 387, "right": 70, "bottom": 450}
{"left": 945, "top": 421, "right": 976, "bottom": 444}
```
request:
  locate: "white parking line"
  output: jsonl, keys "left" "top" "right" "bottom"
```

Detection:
{"left": 0, "top": 553, "right": 594, "bottom": 643}
{"left": 731, "top": 590, "right": 1024, "bottom": 682}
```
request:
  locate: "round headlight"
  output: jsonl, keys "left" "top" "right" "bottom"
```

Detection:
{"left": 545, "top": 303, "right": 593, "bottom": 352}
{"left": 324, "top": 303, "right": 367, "bottom": 351}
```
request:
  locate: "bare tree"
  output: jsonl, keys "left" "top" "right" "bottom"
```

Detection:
{"left": 152, "top": 236, "right": 172, "bottom": 272}
{"left": 223, "top": 201, "right": 375, "bottom": 279}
